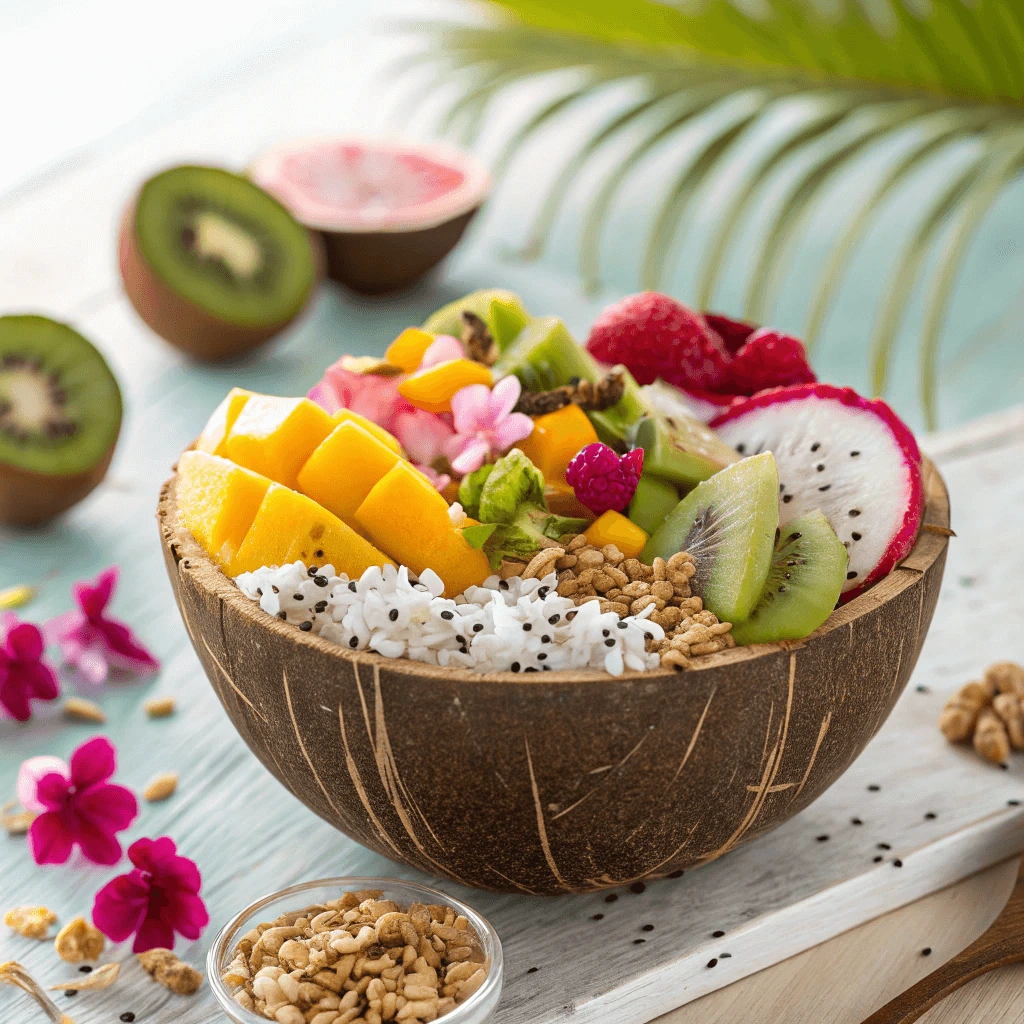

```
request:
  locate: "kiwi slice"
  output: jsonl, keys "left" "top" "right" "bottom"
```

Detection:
{"left": 731, "top": 511, "right": 848, "bottom": 645}
{"left": 423, "top": 288, "right": 530, "bottom": 351}
{"left": 120, "top": 166, "right": 320, "bottom": 361}
{"left": 628, "top": 473, "right": 679, "bottom": 535}
{"left": 0, "top": 316, "right": 122, "bottom": 525}
{"left": 634, "top": 410, "right": 739, "bottom": 487}
{"left": 642, "top": 452, "right": 779, "bottom": 623}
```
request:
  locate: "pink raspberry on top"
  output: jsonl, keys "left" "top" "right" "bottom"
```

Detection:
{"left": 566, "top": 443, "right": 644, "bottom": 516}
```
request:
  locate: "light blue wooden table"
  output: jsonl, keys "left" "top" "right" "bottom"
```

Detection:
{"left": 2, "top": 3, "right": 1024, "bottom": 1023}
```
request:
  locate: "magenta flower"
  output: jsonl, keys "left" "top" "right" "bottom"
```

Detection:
{"left": 45, "top": 566, "right": 159, "bottom": 685}
{"left": 309, "top": 360, "right": 456, "bottom": 489}
{"left": 93, "top": 837, "right": 209, "bottom": 953}
{"left": 17, "top": 736, "right": 138, "bottom": 866}
{"left": 444, "top": 376, "right": 534, "bottom": 476}
{"left": 0, "top": 614, "right": 59, "bottom": 722}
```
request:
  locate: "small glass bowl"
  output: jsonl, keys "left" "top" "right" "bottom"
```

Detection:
{"left": 207, "top": 876, "right": 503, "bottom": 1024}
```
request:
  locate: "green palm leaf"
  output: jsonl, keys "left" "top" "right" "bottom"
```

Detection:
{"left": 405, "top": 0, "right": 1024, "bottom": 427}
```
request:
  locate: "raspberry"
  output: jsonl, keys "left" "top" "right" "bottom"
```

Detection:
{"left": 704, "top": 313, "right": 756, "bottom": 355}
{"left": 566, "top": 443, "right": 643, "bottom": 515}
{"left": 586, "top": 292, "right": 730, "bottom": 392}
{"left": 726, "top": 329, "right": 816, "bottom": 394}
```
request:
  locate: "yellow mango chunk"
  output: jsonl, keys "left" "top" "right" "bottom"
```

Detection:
{"left": 397, "top": 359, "right": 493, "bottom": 414}
{"left": 297, "top": 421, "right": 402, "bottom": 521}
{"left": 354, "top": 462, "right": 490, "bottom": 597}
{"left": 331, "top": 408, "right": 402, "bottom": 454}
{"left": 225, "top": 395, "right": 334, "bottom": 488}
{"left": 196, "top": 387, "right": 254, "bottom": 456}
{"left": 516, "top": 404, "right": 597, "bottom": 482}
{"left": 234, "top": 484, "right": 394, "bottom": 577}
{"left": 176, "top": 450, "right": 271, "bottom": 569}
{"left": 584, "top": 511, "right": 648, "bottom": 560}
{"left": 385, "top": 327, "right": 436, "bottom": 373}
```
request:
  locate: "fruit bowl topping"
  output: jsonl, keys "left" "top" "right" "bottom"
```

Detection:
{"left": 566, "top": 443, "right": 643, "bottom": 515}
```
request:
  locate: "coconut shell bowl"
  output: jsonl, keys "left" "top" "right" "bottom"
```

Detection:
{"left": 158, "top": 459, "right": 950, "bottom": 896}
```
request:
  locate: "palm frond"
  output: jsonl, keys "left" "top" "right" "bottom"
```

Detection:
{"left": 403, "top": 0, "right": 1024, "bottom": 426}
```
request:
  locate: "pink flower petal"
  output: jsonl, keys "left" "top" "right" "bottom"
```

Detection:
{"left": 419, "top": 335, "right": 464, "bottom": 369}
{"left": 165, "top": 889, "right": 209, "bottom": 939}
{"left": 93, "top": 871, "right": 150, "bottom": 942}
{"left": 75, "top": 821, "right": 126, "bottom": 866}
{"left": 75, "top": 646, "right": 110, "bottom": 685}
{"left": 488, "top": 375, "right": 522, "bottom": 422}
{"left": 75, "top": 566, "right": 118, "bottom": 621}
{"left": 307, "top": 379, "right": 342, "bottom": 414}
{"left": 35, "top": 772, "right": 71, "bottom": 812}
{"left": 133, "top": 915, "right": 177, "bottom": 954}
{"left": 450, "top": 384, "right": 493, "bottom": 434}
{"left": 75, "top": 782, "right": 138, "bottom": 834}
{"left": 69, "top": 736, "right": 117, "bottom": 788}
{"left": 5, "top": 621, "right": 44, "bottom": 661}
{"left": 491, "top": 412, "right": 535, "bottom": 451}
{"left": 451, "top": 439, "right": 491, "bottom": 476}
{"left": 391, "top": 408, "right": 454, "bottom": 466}
{"left": 28, "top": 812, "right": 75, "bottom": 865}
{"left": 42, "top": 609, "right": 81, "bottom": 647}
{"left": 17, "top": 756, "right": 67, "bottom": 813}
{"left": 95, "top": 620, "right": 159, "bottom": 674}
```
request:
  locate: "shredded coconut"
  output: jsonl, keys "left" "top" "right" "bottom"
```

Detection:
{"left": 234, "top": 561, "right": 663, "bottom": 676}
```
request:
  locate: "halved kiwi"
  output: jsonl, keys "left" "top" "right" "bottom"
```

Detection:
{"left": 0, "top": 316, "right": 122, "bottom": 526}
{"left": 642, "top": 452, "right": 779, "bottom": 623}
{"left": 731, "top": 511, "right": 848, "bottom": 645}
{"left": 119, "top": 165, "right": 322, "bottom": 362}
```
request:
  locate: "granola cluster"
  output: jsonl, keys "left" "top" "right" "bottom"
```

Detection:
{"left": 221, "top": 890, "right": 489, "bottom": 1024}
{"left": 505, "top": 537, "right": 734, "bottom": 668}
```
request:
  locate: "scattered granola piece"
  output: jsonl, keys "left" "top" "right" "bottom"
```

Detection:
{"left": 1, "top": 800, "right": 36, "bottom": 836}
{"left": 63, "top": 697, "right": 106, "bottom": 724}
{"left": 143, "top": 696, "right": 176, "bottom": 718}
{"left": 5, "top": 906, "right": 58, "bottom": 940}
{"left": 460, "top": 311, "right": 498, "bottom": 366}
{"left": 54, "top": 917, "right": 105, "bottom": 963}
{"left": 48, "top": 962, "right": 119, "bottom": 991}
{"left": 939, "top": 680, "right": 994, "bottom": 742}
{"left": 994, "top": 692, "right": 1024, "bottom": 750}
{"left": 0, "top": 584, "right": 36, "bottom": 611}
{"left": 513, "top": 370, "right": 625, "bottom": 416}
{"left": 142, "top": 772, "right": 179, "bottom": 803}
{"left": 0, "top": 960, "right": 75, "bottom": 1024}
{"left": 985, "top": 661, "right": 1024, "bottom": 698}
{"left": 137, "top": 948, "right": 203, "bottom": 995}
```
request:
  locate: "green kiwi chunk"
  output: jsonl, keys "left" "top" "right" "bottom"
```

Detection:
{"left": 731, "top": 511, "right": 848, "bottom": 645}
{"left": 628, "top": 473, "right": 679, "bottom": 535}
{"left": 634, "top": 410, "right": 739, "bottom": 487}
{"left": 135, "top": 166, "right": 317, "bottom": 329}
{"left": 0, "top": 316, "right": 121, "bottom": 476}
{"left": 642, "top": 452, "right": 779, "bottom": 623}
{"left": 423, "top": 288, "right": 530, "bottom": 350}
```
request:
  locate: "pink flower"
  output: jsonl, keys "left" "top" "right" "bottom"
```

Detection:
{"left": 419, "top": 335, "right": 464, "bottom": 369}
{"left": 18, "top": 736, "right": 138, "bottom": 866}
{"left": 93, "top": 836, "right": 208, "bottom": 953}
{"left": 445, "top": 376, "right": 534, "bottom": 476}
{"left": 309, "top": 361, "right": 455, "bottom": 488}
{"left": 45, "top": 566, "right": 159, "bottom": 685}
{"left": 0, "top": 614, "right": 59, "bottom": 722}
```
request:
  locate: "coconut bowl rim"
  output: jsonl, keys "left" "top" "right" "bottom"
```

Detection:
{"left": 159, "top": 456, "right": 949, "bottom": 686}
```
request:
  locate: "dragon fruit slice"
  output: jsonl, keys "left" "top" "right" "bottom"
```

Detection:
{"left": 710, "top": 384, "right": 924, "bottom": 601}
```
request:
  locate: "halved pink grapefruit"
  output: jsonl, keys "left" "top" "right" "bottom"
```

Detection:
{"left": 250, "top": 138, "right": 491, "bottom": 296}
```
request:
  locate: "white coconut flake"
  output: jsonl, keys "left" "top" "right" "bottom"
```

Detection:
{"left": 234, "top": 561, "right": 662, "bottom": 676}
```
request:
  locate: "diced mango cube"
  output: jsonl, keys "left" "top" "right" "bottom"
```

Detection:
{"left": 385, "top": 327, "right": 436, "bottom": 373}
{"left": 225, "top": 395, "right": 334, "bottom": 488}
{"left": 176, "top": 450, "right": 271, "bottom": 569}
{"left": 584, "top": 510, "right": 647, "bottom": 560}
{"left": 354, "top": 462, "right": 490, "bottom": 597}
{"left": 331, "top": 409, "right": 402, "bottom": 454}
{"left": 234, "top": 484, "right": 394, "bottom": 578}
{"left": 516, "top": 404, "right": 598, "bottom": 482}
{"left": 396, "top": 359, "right": 493, "bottom": 414}
{"left": 297, "top": 421, "right": 402, "bottom": 521}
{"left": 196, "top": 387, "right": 254, "bottom": 456}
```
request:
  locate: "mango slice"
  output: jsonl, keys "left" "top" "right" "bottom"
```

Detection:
{"left": 297, "top": 421, "right": 402, "bottom": 521}
{"left": 355, "top": 462, "right": 490, "bottom": 597}
{"left": 584, "top": 510, "right": 647, "bottom": 560}
{"left": 196, "top": 387, "right": 254, "bottom": 456}
{"left": 385, "top": 327, "right": 436, "bottom": 373}
{"left": 176, "top": 450, "right": 271, "bottom": 570}
{"left": 516, "top": 403, "right": 597, "bottom": 482}
{"left": 234, "top": 483, "right": 394, "bottom": 578}
{"left": 225, "top": 395, "right": 334, "bottom": 488}
{"left": 397, "top": 359, "right": 493, "bottom": 414}
{"left": 331, "top": 408, "right": 402, "bottom": 454}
